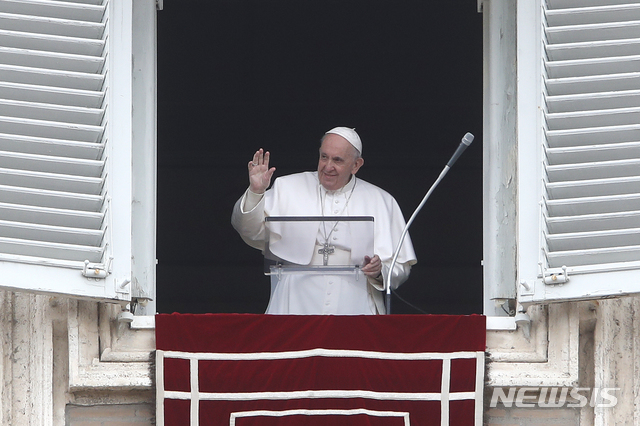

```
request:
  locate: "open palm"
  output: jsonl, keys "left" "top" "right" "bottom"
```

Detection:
{"left": 248, "top": 148, "right": 276, "bottom": 194}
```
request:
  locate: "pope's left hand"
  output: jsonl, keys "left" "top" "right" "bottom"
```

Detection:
{"left": 362, "top": 255, "right": 382, "bottom": 279}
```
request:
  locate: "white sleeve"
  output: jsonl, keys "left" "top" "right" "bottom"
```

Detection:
{"left": 241, "top": 188, "right": 264, "bottom": 213}
{"left": 231, "top": 188, "right": 267, "bottom": 251}
{"left": 367, "top": 261, "right": 412, "bottom": 292}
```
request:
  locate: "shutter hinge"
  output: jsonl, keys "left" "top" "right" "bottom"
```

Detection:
{"left": 540, "top": 264, "right": 570, "bottom": 285}
{"left": 82, "top": 258, "right": 113, "bottom": 279}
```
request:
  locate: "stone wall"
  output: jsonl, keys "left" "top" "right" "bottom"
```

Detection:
{"left": 0, "top": 290, "right": 154, "bottom": 426}
{"left": 66, "top": 403, "right": 154, "bottom": 426}
{"left": 485, "top": 297, "right": 640, "bottom": 426}
{"left": 485, "top": 406, "right": 579, "bottom": 425}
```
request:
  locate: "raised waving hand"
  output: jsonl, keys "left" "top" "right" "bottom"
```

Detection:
{"left": 248, "top": 148, "right": 276, "bottom": 194}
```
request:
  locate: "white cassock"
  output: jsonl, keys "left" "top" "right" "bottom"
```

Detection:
{"left": 231, "top": 171, "right": 417, "bottom": 315}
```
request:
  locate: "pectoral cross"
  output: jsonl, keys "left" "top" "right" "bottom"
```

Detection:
{"left": 318, "top": 242, "right": 335, "bottom": 266}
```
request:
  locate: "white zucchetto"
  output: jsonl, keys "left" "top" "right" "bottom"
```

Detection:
{"left": 325, "top": 127, "right": 362, "bottom": 155}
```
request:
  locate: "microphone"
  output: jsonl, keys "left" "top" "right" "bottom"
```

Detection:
{"left": 447, "top": 132, "right": 475, "bottom": 168}
{"left": 384, "top": 132, "right": 475, "bottom": 314}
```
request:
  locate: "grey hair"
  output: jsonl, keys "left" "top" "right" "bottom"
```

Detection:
{"left": 319, "top": 134, "right": 362, "bottom": 159}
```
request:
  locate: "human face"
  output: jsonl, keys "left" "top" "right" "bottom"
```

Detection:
{"left": 317, "top": 134, "right": 364, "bottom": 191}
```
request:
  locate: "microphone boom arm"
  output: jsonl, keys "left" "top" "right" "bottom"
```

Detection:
{"left": 384, "top": 132, "right": 474, "bottom": 314}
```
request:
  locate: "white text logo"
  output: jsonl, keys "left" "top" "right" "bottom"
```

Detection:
{"left": 489, "top": 387, "right": 619, "bottom": 408}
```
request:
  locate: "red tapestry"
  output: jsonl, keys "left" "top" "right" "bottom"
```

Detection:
{"left": 156, "top": 314, "right": 486, "bottom": 426}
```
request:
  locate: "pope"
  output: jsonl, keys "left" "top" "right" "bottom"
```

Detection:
{"left": 231, "top": 127, "right": 417, "bottom": 314}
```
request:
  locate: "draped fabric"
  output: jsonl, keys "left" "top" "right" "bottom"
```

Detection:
{"left": 156, "top": 314, "right": 486, "bottom": 426}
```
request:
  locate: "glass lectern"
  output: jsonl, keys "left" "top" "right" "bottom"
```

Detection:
{"left": 264, "top": 216, "right": 375, "bottom": 283}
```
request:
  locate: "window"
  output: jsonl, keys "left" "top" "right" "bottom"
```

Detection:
{"left": 0, "top": 0, "right": 156, "bottom": 303}
{"left": 155, "top": 1, "right": 483, "bottom": 315}
{"left": 517, "top": 0, "right": 640, "bottom": 304}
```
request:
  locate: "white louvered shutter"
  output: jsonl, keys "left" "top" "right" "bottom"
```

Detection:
{"left": 0, "top": 0, "right": 136, "bottom": 301}
{"left": 518, "top": 0, "right": 640, "bottom": 303}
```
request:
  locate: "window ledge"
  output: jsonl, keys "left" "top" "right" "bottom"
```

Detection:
{"left": 486, "top": 303, "right": 580, "bottom": 388}
{"left": 131, "top": 315, "right": 155, "bottom": 329}
{"left": 68, "top": 302, "right": 155, "bottom": 392}
{"left": 486, "top": 316, "right": 516, "bottom": 331}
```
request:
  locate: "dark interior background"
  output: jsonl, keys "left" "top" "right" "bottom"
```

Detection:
{"left": 156, "top": 0, "right": 484, "bottom": 315}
